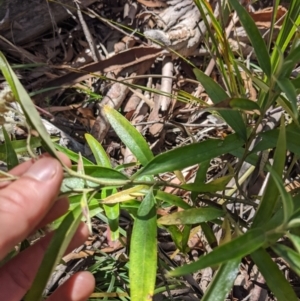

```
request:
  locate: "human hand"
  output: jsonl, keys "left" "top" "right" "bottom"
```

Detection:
{"left": 0, "top": 154, "right": 95, "bottom": 301}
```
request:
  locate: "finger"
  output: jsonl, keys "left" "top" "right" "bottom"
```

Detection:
{"left": 0, "top": 222, "right": 89, "bottom": 301}
{"left": 34, "top": 197, "right": 69, "bottom": 231}
{"left": 0, "top": 157, "right": 63, "bottom": 259}
{"left": 0, "top": 152, "right": 71, "bottom": 190}
{"left": 10, "top": 152, "right": 72, "bottom": 177}
{"left": 47, "top": 272, "right": 95, "bottom": 301}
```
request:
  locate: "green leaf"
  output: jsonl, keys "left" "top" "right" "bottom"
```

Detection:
{"left": 101, "top": 188, "right": 120, "bottom": 241}
{"left": 181, "top": 174, "right": 233, "bottom": 193}
{"left": 252, "top": 116, "right": 286, "bottom": 227}
{"left": 253, "top": 123, "right": 300, "bottom": 156}
{"left": 201, "top": 259, "right": 240, "bottom": 301}
{"left": 272, "top": 243, "right": 300, "bottom": 277}
{"left": 278, "top": 44, "right": 300, "bottom": 79}
{"left": 155, "top": 190, "right": 192, "bottom": 210}
{"left": 101, "top": 185, "right": 149, "bottom": 204}
{"left": 166, "top": 225, "right": 184, "bottom": 251}
{"left": 288, "top": 233, "right": 300, "bottom": 254}
{"left": 251, "top": 248, "right": 298, "bottom": 301}
{"left": 0, "top": 137, "right": 41, "bottom": 161}
{"left": 85, "top": 133, "right": 120, "bottom": 240}
{"left": 193, "top": 68, "right": 247, "bottom": 140}
{"left": 191, "top": 160, "right": 210, "bottom": 201}
{"left": 24, "top": 205, "right": 83, "bottom": 301}
{"left": 168, "top": 228, "right": 265, "bottom": 277}
{"left": 267, "top": 166, "right": 294, "bottom": 224}
{"left": 201, "top": 222, "right": 218, "bottom": 248}
{"left": 271, "top": 2, "right": 300, "bottom": 71}
{"left": 157, "top": 207, "right": 224, "bottom": 225}
{"left": 134, "top": 133, "right": 243, "bottom": 177}
{"left": 2, "top": 126, "right": 19, "bottom": 169}
{"left": 55, "top": 143, "right": 94, "bottom": 165}
{"left": 228, "top": 0, "right": 271, "bottom": 77}
{"left": 85, "top": 133, "right": 111, "bottom": 167}
{"left": 60, "top": 177, "right": 85, "bottom": 193}
{"left": 130, "top": 189, "right": 157, "bottom": 301}
{"left": 104, "top": 105, "right": 153, "bottom": 166}
{"left": 277, "top": 78, "right": 299, "bottom": 119}
{"left": 0, "top": 52, "right": 60, "bottom": 162}
{"left": 181, "top": 225, "right": 192, "bottom": 253}
{"left": 78, "top": 165, "right": 129, "bottom": 185}
{"left": 229, "top": 98, "right": 261, "bottom": 114}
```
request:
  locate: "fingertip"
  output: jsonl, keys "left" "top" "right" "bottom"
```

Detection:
{"left": 77, "top": 222, "right": 90, "bottom": 242}
{"left": 70, "top": 272, "right": 95, "bottom": 300}
{"left": 48, "top": 272, "right": 95, "bottom": 301}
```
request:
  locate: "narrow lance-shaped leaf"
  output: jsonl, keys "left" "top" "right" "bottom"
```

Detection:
{"left": 201, "top": 259, "right": 240, "bottom": 301}
{"left": 130, "top": 189, "right": 157, "bottom": 301}
{"left": 251, "top": 248, "right": 298, "bottom": 301}
{"left": 55, "top": 143, "right": 94, "bottom": 165}
{"left": 276, "top": 78, "right": 298, "bottom": 120}
{"left": 155, "top": 190, "right": 192, "bottom": 210}
{"left": 85, "top": 133, "right": 111, "bottom": 167}
{"left": 104, "top": 105, "right": 153, "bottom": 166}
{"left": 272, "top": 244, "right": 300, "bottom": 277}
{"left": 271, "top": 2, "right": 300, "bottom": 70}
{"left": 134, "top": 133, "right": 244, "bottom": 178}
{"left": 0, "top": 137, "right": 41, "bottom": 161}
{"left": 2, "top": 126, "right": 19, "bottom": 169}
{"left": 252, "top": 115, "right": 286, "bottom": 227}
{"left": 229, "top": 98, "right": 261, "bottom": 115}
{"left": 181, "top": 174, "right": 233, "bottom": 193}
{"left": 169, "top": 228, "right": 265, "bottom": 277}
{"left": 24, "top": 205, "right": 83, "bottom": 301}
{"left": 0, "top": 52, "right": 60, "bottom": 161}
{"left": 228, "top": 0, "right": 271, "bottom": 77}
{"left": 158, "top": 207, "right": 224, "bottom": 225}
{"left": 267, "top": 166, "right": 294, "bottom": 224}
{"left": 193, "top": 68, "right": 247, "bottom": 140}
{"left": 85, "top": 133, "right": 120, "bottom": 240}
{"left": 101, "top": 185, "right": 149, "bottom": 204}
{"left": 288, "top": 233, "right": 300, "bottom": 254}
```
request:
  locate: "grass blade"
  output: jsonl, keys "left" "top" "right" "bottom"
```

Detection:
{"left": 2, "top": 126, "right": 19, "bottom": 169}
{"left": 228, "top": 0, "right": 271, "bottom": 77}
{"left": 267, "top": 166, "right": 294, "bottom": 224}
{"left": 130, "top": 189, "right": 157, "bottom": 301}
{"left": 252, "top": 116, "right": 286, "bottom": 227}
{"left": 276, "top": 78, "right": 299, "bottom": 119}
{"left": 272, "top": 244, "right": 300, "bottom": 277}
{"left": 251, "top": 248, "right": 298, "bottom": 301}
{"left": 271, "top": 2, "right": 300, "bottom": 71}
{"left": 168, "top": 228, "right": 265, "bottom": 277}
{"left": 24, "top": 204, "right": 83, "bottom": 301}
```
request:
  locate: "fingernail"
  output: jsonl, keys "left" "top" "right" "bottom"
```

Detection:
{"left": 25, "top": 158, "right": 58, "bottom": 181}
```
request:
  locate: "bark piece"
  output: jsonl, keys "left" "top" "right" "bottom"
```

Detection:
{"left": 0, "top": 0, "right": 98, "bottom": 46}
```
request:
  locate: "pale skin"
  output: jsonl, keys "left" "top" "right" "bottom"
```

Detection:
{"left": 0, "top": 154, "right": 95, "bottom": 301}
